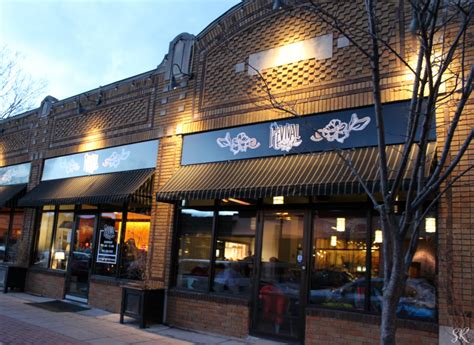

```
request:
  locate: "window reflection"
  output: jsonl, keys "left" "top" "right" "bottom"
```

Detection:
{"left": 0, "top": 211, "right": 9, "bottom": 261}
{"left": 119, "top": 212, "right": 150, "bottom": 280}
{"left": 310, "top": 216, "right": 367, "bottom": 310}
{"left": 212, "top": 210, "right": 256, "bottom": 295}
{"left": 94, "top": 213, "right": 121, "bottom": 277}
{"left": 35, "top": 212, "right": 55, "bottom": 268}
{"left": 50, "top": 213, "right": 73, "bottom": 270}
{"left": 371, "top": 217, "right": 436, "bottom": 321}
{"left": 176, "top": 209, "right": 213, "bottom": 291}
{"left": 5, "top": 211, "right": 24, "bottom": 263}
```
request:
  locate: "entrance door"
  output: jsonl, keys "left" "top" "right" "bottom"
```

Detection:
{"left": 65, "top": 214, "right": 96, "bottom": 301}
{"left": 252, "top": 210, "right": 307, "bottom": 340}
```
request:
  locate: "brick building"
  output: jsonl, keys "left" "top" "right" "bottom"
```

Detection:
{"left": 0, "top": 1, "right": 472, "bottom": 344}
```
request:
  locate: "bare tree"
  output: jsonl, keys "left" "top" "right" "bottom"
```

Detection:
{"left": 0, "top": 46, "right": 47, "bottom": 119}
{"left": 223, "top": 0, "right": 472, "bottom": 344}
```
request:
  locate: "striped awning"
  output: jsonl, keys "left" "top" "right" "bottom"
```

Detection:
{"left": 19, "top": 168, "right": 154, "bottom": 207}
{"left": 0, "top": 184, "right": 27, "bottom": 207}
{"left": 156, "top": 144, "right": 436, "bottom": 201}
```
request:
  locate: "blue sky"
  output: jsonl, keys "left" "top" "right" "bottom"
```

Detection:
{"left": 0, "top": 0, "right": 239, "bottom": 104}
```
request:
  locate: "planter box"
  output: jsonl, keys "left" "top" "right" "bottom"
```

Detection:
{"left": 120, "top": 286, "right": 165, "bottom": 328}
{"left": 0, "top": 265, "right": 28, "bottom": 293}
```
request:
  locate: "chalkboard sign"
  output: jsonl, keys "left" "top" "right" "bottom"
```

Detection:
{"left": 96, "top": 225, "right": 119, "bottom": 264}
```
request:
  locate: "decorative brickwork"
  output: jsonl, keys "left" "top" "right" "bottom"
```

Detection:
{"left": 52, "top": 97, "right": 150, "bottom": 142}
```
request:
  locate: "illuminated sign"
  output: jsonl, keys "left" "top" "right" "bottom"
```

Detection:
{"left": 181, "top": 101, "right": 436, "bottom": 165}
{"left": 0, "top": 162, "right": 31, "bottom": 185}
{"left": 42, "top": 140, "right": 158, "bottom": 181}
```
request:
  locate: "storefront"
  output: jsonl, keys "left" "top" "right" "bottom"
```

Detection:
{"left": 0, "top": 163, "right": 30, "bottom": 263}
{"left": 158, "top": 101, "right": 438, "bottom": 342}
{"left": 19, "top": 140, "right": 158, "bottom": 302}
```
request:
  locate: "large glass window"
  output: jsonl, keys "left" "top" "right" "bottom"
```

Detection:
{"left": 176, "top": 209, "right": 213, "bottom": 291}
{"left": 119, "top": 212, "right": 150, "bottom": 280}
{"left": 0, "top": 210, "right": 9, "bottom": 261}
{"left": 34, "top": 206, "right": 150, "bottom": 282}
{"left": 310, "top": 215, "right": 368, "bottom": 310}
{"left": 212, "top": 210, "right": 256, "bottom": 295}
{"left": 93, "top": 213, "right": 121, "bottom": 277}
{"left": 5, "top": 210, "right": 24, "bottom": 262}
{"left": 50, "top": 213, "right": 73, "bottom": 270}
{"left": 371, "top": 217, "right": 436, "bottom": 321}
{"left": 35, "top": 211, "right": 55, "bottom": 268}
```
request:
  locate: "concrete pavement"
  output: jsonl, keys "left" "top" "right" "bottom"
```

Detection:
{"left": 0, "top": 293, "right": 289, "bottom": 345}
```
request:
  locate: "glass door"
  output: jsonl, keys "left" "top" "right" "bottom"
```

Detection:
{"left": 65, "top": 214, "right": 96, "bottom": 300}
{"left": 252, "top": 210, "right": 306, "bottom": 340}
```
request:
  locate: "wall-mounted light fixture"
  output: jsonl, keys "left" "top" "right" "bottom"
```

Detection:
{"left": 330, "top": 235, "right": 337, "bottom": 247}
{"left": 170, "top": 63, "right": 193, "bottom": 90}
{"left": 272, "top": 0, "right": 286, "bottom": 10}
{"left": 425, "top": 217, "right": 436, "bottom": 233}
{"left": 273, "top": 196, "right": 284, "bottom": 204}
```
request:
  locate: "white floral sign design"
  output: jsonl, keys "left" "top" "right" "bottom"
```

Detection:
{"left": 60, "top": 159, "right": 80, "bottom": 174}
{"left": 269, "top": 122, "right": 302, "bottom": 152}
{"left": 310, "top": 113, "right": 371, "bottom": 143}
{"left": 216, "top": 132, "right": 260, "bottom": 155}
{"left": 103, "top": 148, "right": 131, "bottom": 168}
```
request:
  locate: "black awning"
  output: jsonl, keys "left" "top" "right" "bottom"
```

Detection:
{"left": 0, "top": 184, "right": 27, "bottom": 207}
{"left": 156, "top": 144, "right": 436, "bottom": 201}
{"left": 19, "top": 168, "right": 154, "bottom": 207}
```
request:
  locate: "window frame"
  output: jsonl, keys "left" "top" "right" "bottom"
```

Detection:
{"left": 32, "top": 203, "right": 151, "bottom": 282}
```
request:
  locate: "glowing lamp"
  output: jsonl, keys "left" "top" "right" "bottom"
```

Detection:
{"left": 425, "top": 217, "right": 436, "bottom": 233}
{"left": 374, "top": 230, "right": 383, "bottom": 243}
{"left": 330, "top": 235, "right": 337, "bottom": 247}
{"left": 54, "top": 251, "right": 65, "bottom": 261}
{"left": 336, "top": 218, "right": 345, "bottom": 232}
{"left": 273, "top": 196, "right": 284, "bottom": 205}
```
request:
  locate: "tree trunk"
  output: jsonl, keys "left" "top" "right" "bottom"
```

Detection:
{"left": 380, "top": 287, "right": 400, "bottom": 345}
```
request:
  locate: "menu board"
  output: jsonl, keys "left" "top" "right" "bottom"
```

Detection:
{"left": 96, "top": 225, "right": 119, "bottom": 264}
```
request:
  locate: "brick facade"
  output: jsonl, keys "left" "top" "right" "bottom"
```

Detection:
{"left": 167, "top": 291, "right": 250, "bottom": 338}
{"left": 0, "top": 0, "right": 472, "bottom": 344}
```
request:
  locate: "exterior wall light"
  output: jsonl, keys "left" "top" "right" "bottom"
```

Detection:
{"left": 170, "top": 63, "right": 193, "bottom": 90}
{"left": 425, "top": 217, "right": 436, "bottom": 233}
{"left": 330, "top": 235, "right": 337, "bottom": 247}
{"left": 272, "top": 0, "right": 285, "bottom": 10}
{"left": 273, "top": 196, "right": 284, "bottom": 204}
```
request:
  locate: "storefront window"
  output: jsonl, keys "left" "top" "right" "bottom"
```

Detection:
{"left": 35, "top": 212, "right": 55, "bottom": 268}
{"left": 50, "top": 213, "right": 73, "bottom": 270}
{"left": 119, "top": 212, "right": 150, "bottom": 280}
{"left": 5, "top": 210, "right": 24, "bottom": 262}
{"left": 371, "top": 217, "right": 436, "bottom": 321}
{"left": 310, "top": 215, "right": 368, "bottom": 310}
{"left": 176, "top": 209, "right": 213, "bottom": 291}
{"left": 0, "top": 210, "right": 9, "bottom": 261}
{"left": 94, "top": 213, "right": 121, "bottom": 277}
{"left": 212, "top": 210, "right": 256, "bottom": 295}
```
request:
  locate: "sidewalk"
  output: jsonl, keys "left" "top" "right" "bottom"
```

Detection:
{"left": 0, "top": 293, "right": 289, "bottom": 345}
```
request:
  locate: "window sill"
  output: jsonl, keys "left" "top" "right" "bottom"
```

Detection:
{"left": 89, "top": 275, "right": 147, "bottom": 287}
{"left": 169, "top": 288, "right": 251, "bottom": 306}
{"left": 306, "top": 306, "right": 438, "bottom": 332}
{"left": 27, "top": 266, "right": 66, "bottom": 277}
